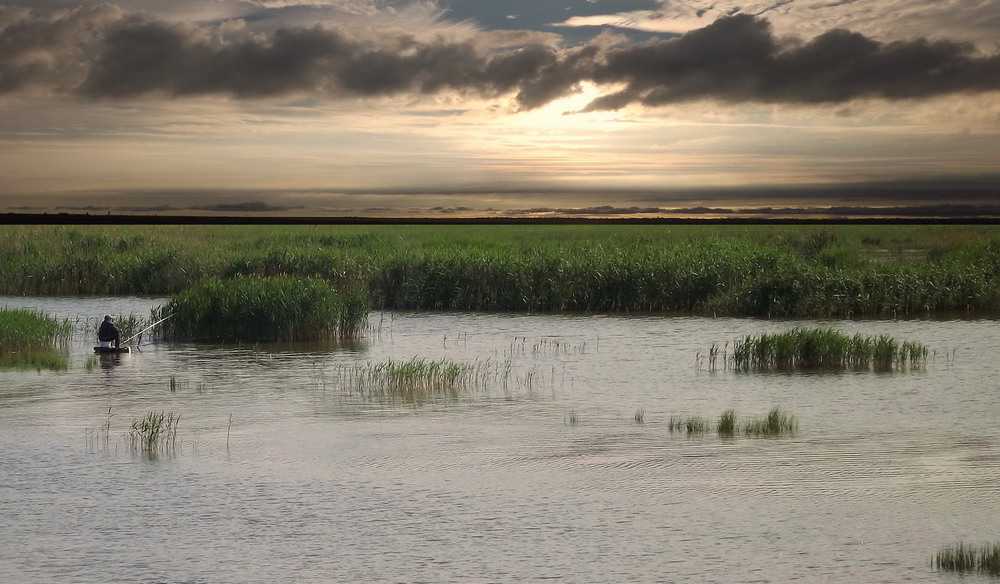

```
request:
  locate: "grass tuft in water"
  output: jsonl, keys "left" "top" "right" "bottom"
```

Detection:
{"left": 718, "top": 409, "right": 738, "bottom": 437}
{"left": 668, "top": 408, "right": 797, "bottom": 438}
{"left": 127, "top": 411, "right": 180, "bottom": 456}
{"left": 933, "top": 542, "right": 1000, "bottom": 576}
{"left": 668, "top": 415, "right": 710, "bottom": 435}
{"left": 741, "top": 407, "right": 798, "bottom": 437}
{"left": 724, "top": 327, "right": 928, "bottom": 371}
{"left": 633, "top": 408, "right": 645, "bottom": 424}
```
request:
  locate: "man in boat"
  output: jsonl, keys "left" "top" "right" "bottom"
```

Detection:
{"left": 98, "top": 315, "right": 122, "bottom": 349}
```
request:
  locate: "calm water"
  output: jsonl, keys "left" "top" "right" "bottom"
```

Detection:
{"left": 2, "top": 296, "right": 999, "bottom": 583}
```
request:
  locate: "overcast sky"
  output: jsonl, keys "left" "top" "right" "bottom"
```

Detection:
{"left": 1, "top": 0, "right": 998, "bottom": 217}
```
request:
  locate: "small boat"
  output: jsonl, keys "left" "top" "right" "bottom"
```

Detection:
{"left": 94, "top": 346, "right": 131, "bottom": 354}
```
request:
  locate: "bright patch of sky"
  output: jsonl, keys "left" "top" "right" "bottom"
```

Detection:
{"left": 1, "top": 0, "right": 998, "bottom": 216}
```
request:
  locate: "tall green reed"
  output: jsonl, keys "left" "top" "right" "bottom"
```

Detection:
{"left": 933, "top": 542, "right": 1000, "bottom": 576}
{"left": 159, "top": 276, "right": 369, "bottom": 343}
{"left": 722, "top": 328, "right": 928, "bottom": 371}
{"left": 127, "top": 411, "right": 180, "bottom": 455}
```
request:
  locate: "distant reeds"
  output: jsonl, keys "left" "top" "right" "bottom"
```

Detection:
{"left": 3, "top": 225, "right": 999, "bottom": 318}
{"left": 669, "top": 407, "right": 797, "bottom": 437}
{"left": 0, "top": 307, "right": 71, "bottom": 370}
{"left": 718, "top": 327, "right": 928, "bottom": 371}
{"left": 127, "top": 411, "right": 180, "bottom": 455}
{"left": 159, "top": 276, "right": 369, "bottom": 343}
{"left": 933, "top": 542, "right": 1000, "bottom": 576}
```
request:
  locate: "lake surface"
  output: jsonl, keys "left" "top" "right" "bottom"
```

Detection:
{"left": 2, "top": 296, "right": 999, "bottom": 583}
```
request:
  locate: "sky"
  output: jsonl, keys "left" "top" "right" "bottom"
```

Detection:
{"left": 1, "top": 0, "right": 999, "bottom": 218}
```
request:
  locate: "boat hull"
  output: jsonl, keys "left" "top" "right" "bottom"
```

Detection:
{"left": 94, "top": 346, "right": 131, "bottom": 354}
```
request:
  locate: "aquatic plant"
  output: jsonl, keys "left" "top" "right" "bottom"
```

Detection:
{"left": 741, "top": 407, "right": 798, "bottom": 437}
{"left": 338, "top": 358, "right": 481, "bottom": 402}
{"left": 159, "top": 276, "right": 369, "bottom": 343}
{"left": 717, "top": 409, "right": 738, "bottom": 437}
{"left": 634, "top": 408, "right": 645, "bottom": 424}
{"left": 0, "top": 308, "right": 71, "bottom": 370}
{"left": 0, "top": 307, "right": 71, "bottom": 350}
{"left": 723, "top": 327, "right": 928, "bottom": 371}
{"left": 667, "top": 408, "right": 797, "bottom": 438}
{"left": 933, "top": 542, "right": 1000, "bottom": 576}
{"left": 668, "top": 415, "right": 710, "bottom": 435}
{"left": 127, "top": 411, "right": 180, "bottom": 455}
{"left": 3, "top": 225, "right": 999, "bottom": 318}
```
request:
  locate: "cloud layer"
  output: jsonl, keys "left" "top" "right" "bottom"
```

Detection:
{"left": 2, "top": 5, "right": 999, "bottom": 111}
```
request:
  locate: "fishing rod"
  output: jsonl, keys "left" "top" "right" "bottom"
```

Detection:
{"left": 123, "top": 313, "right": 173, "bottom": 345}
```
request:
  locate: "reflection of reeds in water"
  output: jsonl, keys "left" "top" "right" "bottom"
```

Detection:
{"left": 127, "top": 411, "right": 180, "bottom": 456}
{"left": 933, "top": 542, "right": 1000, "bottom": 576}
{"left": 669, "top": 408, "right": 797, "bottom": 438}
{"left": 713, "top": 327, "right": 929, "bottom": 372}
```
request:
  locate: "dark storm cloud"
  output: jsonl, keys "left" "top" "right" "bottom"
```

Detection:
{"left": 3, "top": 7, "right": 1000, "bottom": 108}
{"left": 0, "top": 4, "right": 121, "bottom": 94}
{"left": 585, "top": 15, "right": 1000, "bottom": 109}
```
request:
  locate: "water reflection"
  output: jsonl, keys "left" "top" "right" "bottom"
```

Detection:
{"left": 1, "top": 297, "right": 999, "bottom": 583}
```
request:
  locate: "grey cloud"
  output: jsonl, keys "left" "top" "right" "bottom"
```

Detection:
{"left": 0, "top": 4, "right": 122, "bottom": 94}
{"left": 586, "top": 15, "right": 1000, "bottom": 109}
{"left": 75, "top": 16, "right": 568, "bottom": 101}
{"left": 3, "top": 7, "right": 1000, "bottom": 109}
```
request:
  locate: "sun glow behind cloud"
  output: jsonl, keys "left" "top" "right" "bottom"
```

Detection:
{"left": 1, "top": 1, "right": 999, "bottom": 217}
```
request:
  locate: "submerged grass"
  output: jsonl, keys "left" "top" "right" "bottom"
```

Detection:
{"left": 3, "top": 225, "right": 999, "bottom": 318}
{"left": 159, "top": 276, "right": 369, "bottom": 343}
{"left": 722, "top": 327, "right": 928, "bottom": 371}
{"left": 670, "top": 408, "right": 797, "bottom": 438}
{"left": 933, "top": 542, "right": 1000, "bottom": 576}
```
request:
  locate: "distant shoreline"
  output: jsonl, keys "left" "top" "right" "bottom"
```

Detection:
{"left": 3, "top": 213, "right": 999, "bottom": 226}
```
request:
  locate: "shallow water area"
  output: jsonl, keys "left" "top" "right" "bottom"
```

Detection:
{"left": 2, "top": 296, "right": 999, "bottom": 583}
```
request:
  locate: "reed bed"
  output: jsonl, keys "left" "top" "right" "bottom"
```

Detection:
{"left": 0, "top": 307, "right": 71, "bottom": 350}
{"left": 722, "top": 328, "right": 928, "bottom": 371}
{"left": 159, "top": 276, "right": 369, "bottom": 343}
{"left": 2, "top": 225, "right": 999, "bottom": 318}
{"left": 127, "top": 411, "right": 180, "bottom": 455}
{"left": 669, "top": 408, "right": 797, "bottom": 437}
{"left": 0, "top": 307, "right": 71, "bottom": 370}
{"left": 933, "top": 542, "right": 1000, "bottom": 576}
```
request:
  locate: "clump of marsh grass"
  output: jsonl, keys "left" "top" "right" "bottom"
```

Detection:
{"left": 159, "top": 276, "right": 369, "bottom": 343}
{"left": 669, "top": 408, "right": 797, "bottom": 438}
{"left": 668, "top": 415, "right": 710, "bottom": 435}
{"left": 741, "top": 407, "right": 798, "bottom": 437}
{"left": 0, "top": 307, "right": 71, "bottom": 370}
{"left": 717, "top": 409, "right": 738, "bottom": 437}
{"left": 127, "top": 411, "right": 180, "bottom": 455}
{"left": 720, "top": 327, "right": 928, "bottom": 372}
{"left": 633, "top": 408, "right": 645, "bottom": 424}
{"left": 933, "top": 542, "right": 1000, "bottom": 576}
{"left": 337, "top": 358, "right": 483, "bottom": 402}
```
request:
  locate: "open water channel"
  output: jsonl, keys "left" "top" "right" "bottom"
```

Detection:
{"left": 2, "top": 296, "right": 999, "bottom": 583}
